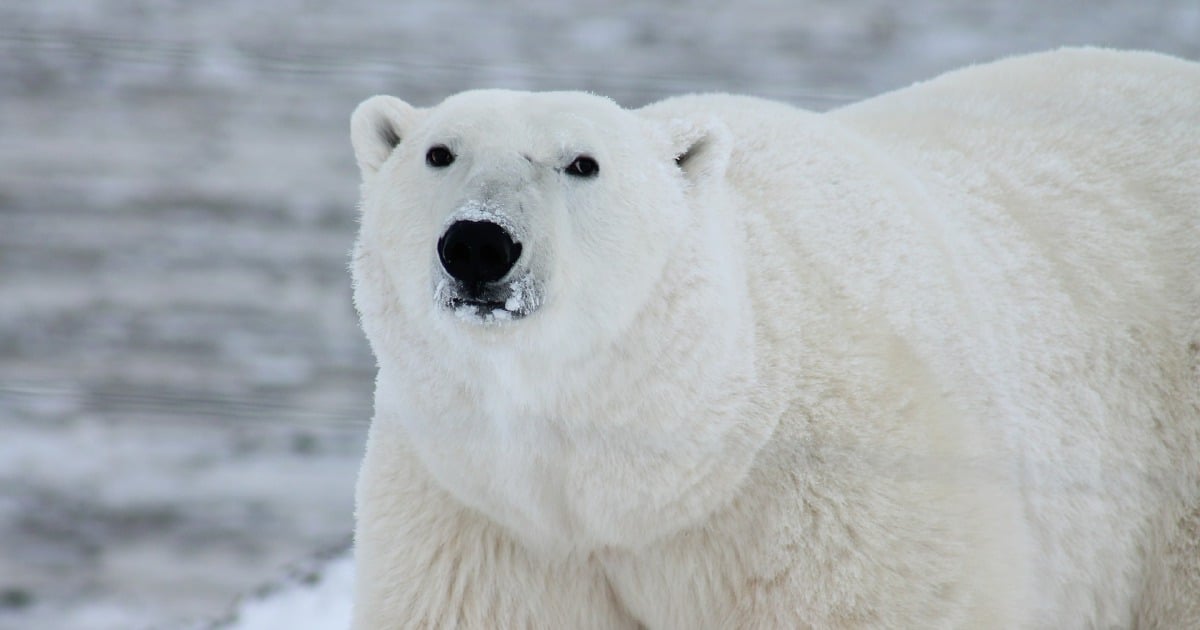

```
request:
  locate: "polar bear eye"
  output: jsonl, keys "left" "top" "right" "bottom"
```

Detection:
{"left": 565, "top": 155, "right": 599, "bottom": 178}
{"left": 426, "top": 145, "right": 456, "bottom": 168}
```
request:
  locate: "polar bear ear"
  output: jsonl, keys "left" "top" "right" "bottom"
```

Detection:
{"left": 351, "top": 95, "right": 422, "bottom": 176}
{"left": 662, "top": 115, "right": 732, "bottom": 184}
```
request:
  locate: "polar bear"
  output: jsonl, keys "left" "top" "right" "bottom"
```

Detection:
{"left": 347, "top": 48, "right": 1200, "bottom": 629}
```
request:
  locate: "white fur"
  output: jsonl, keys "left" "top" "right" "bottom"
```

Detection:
{"left": 348, "top": 49, "right": 1200, "bottom": 629}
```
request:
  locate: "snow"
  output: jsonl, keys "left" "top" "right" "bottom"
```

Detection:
{"left": 219, "top": 553, "right": 354, "bottom": 630}
{"left": 0, "top": 1, "right": 1196, "bottom": 629}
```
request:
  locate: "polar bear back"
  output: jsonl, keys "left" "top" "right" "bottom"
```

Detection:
{"left": 836, "top": 47, "right": 1200, "bottom": 321}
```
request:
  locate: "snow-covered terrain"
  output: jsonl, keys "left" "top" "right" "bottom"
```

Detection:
{"left": 0, "top": 1, "right": 1196, "bottom": 628}
{"left": 216, "top": 552, "right": 353, "bottom": 630}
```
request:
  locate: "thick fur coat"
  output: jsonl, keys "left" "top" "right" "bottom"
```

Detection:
{"left": 348, "top": 48, "right": 1200, "bottom": 628}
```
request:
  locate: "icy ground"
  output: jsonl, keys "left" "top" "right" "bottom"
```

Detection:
{"left": 0, "top": 1, "right": 1197, "bottom": 628}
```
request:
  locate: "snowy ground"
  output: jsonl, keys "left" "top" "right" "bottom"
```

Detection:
{"left": 0, "top": 1, "right": 1196, "bottom": 628}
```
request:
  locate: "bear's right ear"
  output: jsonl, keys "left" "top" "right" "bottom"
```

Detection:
{"left": 350, "top": 95, "right": 421, "bottom": 176}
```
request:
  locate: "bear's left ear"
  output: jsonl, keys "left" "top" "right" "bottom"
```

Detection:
{"left": 659, "top": 114, "right": 732, "bottom": 185}
{"left": 350, "top": 95, "right": 422, "bottom": 176}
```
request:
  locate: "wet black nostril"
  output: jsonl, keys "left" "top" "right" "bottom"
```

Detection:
{"left": 437, "top": 220, "right": 523, "bottom": 285}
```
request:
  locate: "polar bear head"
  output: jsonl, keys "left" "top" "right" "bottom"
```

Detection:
{"left": 350, "top": 90, "right": 732, "bottom": 369}
{"left": 350, "top": 90, "right": 759, "bottom": 549}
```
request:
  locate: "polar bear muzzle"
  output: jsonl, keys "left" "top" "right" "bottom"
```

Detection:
{"left": 435, "top": 219, "right": 537, "bottom": 323}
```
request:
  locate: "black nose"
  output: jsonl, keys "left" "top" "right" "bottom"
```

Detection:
{"left": 437, "top": 220, "right": 523, "bottom": 285}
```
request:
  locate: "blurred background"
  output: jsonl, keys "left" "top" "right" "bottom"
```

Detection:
{"left": 0, "top": 1, "right": 1197, "bottom": 628}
